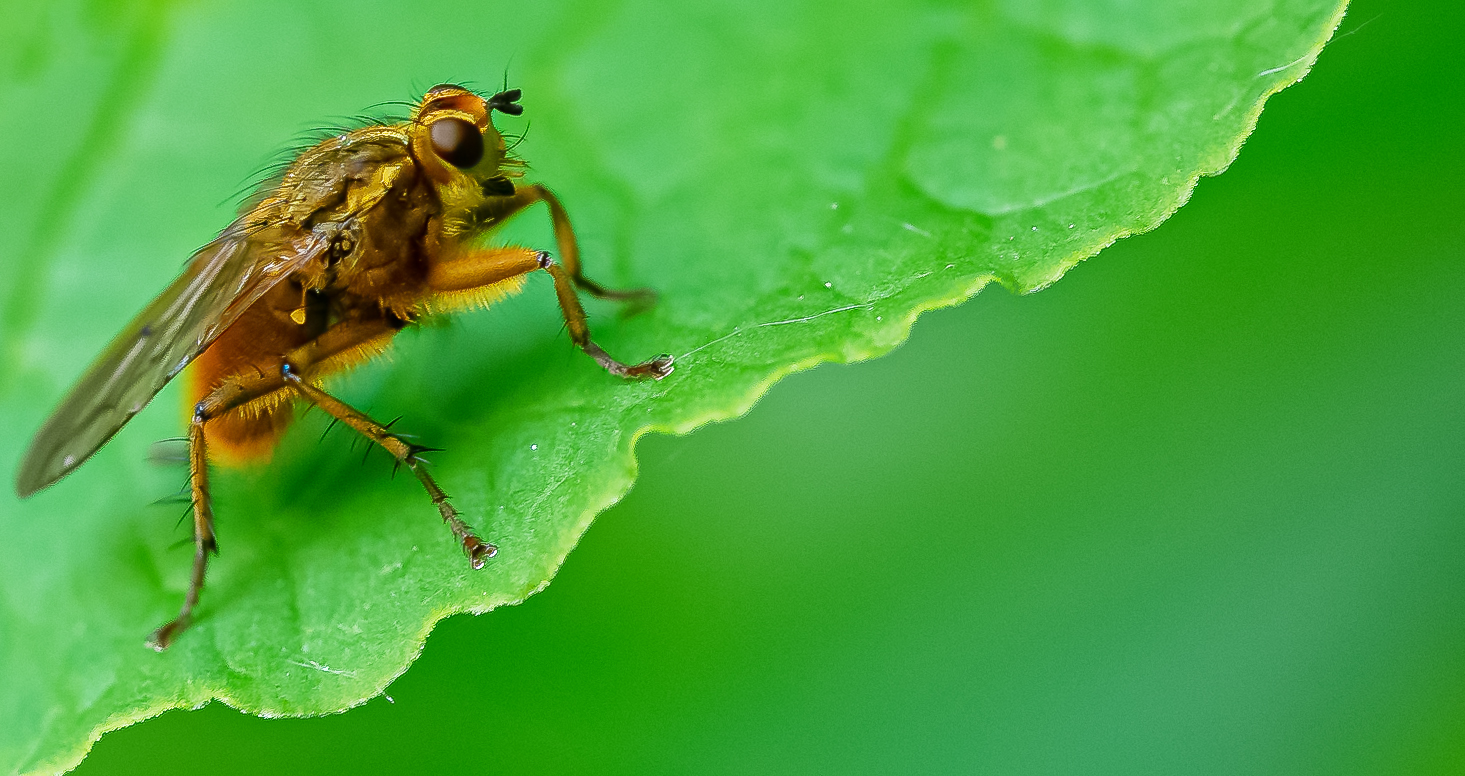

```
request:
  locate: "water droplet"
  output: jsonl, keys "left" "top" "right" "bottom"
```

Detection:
{"left": 530, "top": 444, "right": 538, "bottom": 451}
{"left": 1031, "top": 226, "right": 1038, "bottom": 231}
{"left": 824, "top": 282, "right": 832, "bottom": 288}
{"left": 1068, "top": 224, "right": 1075, "bottom": 229}
{"left": 876, "top": 316, "right": 883, "bottom": 321}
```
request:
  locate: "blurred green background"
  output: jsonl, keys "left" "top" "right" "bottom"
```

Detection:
{"left": 61, "top": 0, "right": 1465, "bottom": 772}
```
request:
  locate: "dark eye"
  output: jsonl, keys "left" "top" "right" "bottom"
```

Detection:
{"left": 430, "top": 118, "right": 484, "bottom": 169}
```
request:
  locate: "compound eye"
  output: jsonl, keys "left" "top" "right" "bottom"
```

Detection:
{"left": 430, "top": 118, "right": 484, "bottom": 169}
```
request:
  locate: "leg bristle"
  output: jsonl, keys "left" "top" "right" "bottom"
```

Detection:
{"left": 319, "top": 417, "right": 341, "bottom": 443}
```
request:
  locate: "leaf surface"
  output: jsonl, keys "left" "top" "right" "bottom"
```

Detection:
{"left": 0, "top": 0, "right": 1347, "bottom": 772}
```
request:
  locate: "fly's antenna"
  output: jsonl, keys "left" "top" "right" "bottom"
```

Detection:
{"left": 487, "top": 88, "right": 523, "bottom": 116}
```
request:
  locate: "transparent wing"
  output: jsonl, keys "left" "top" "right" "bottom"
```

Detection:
{"left": 15, "top": 223, "right": 329, "bottom": 496}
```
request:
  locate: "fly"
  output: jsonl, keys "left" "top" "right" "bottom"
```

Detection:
{"left": 14, "top": 85, "right": 673, "bottom": 650}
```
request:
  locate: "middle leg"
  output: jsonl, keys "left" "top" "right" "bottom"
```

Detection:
{"left": 279, "top": 364, "right": 496, "bottom": 568}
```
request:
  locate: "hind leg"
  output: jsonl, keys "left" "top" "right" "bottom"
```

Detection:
{"left": 146, "top": 407, "right": 217, "bottom": 651}
{"left": 147, "top": 317, "right": 404, "bottom": 649}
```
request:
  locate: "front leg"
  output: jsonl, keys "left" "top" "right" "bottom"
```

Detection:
{"left": 480, "top": 183, "right": 656, "bottom": 305}
{"left": 426, "top": 246, "right": 673, "bottom": 379}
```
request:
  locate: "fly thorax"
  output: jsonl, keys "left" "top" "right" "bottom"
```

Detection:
{"left": 316, "top": 219, "right": 362, "bottom": 270}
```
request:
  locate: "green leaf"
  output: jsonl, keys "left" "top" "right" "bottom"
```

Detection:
{"left": 0, "top": 0, "right": 1347, "bottom": 772}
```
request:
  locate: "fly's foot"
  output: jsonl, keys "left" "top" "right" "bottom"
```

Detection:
{"left": 611, "top": 352, "right": 673, "bottom": 380}
{"left": 463, "top": 534, "right": 498, "bottom": 570}
{"left": 634, "top": 353, "right": 675, "bottom": 380}
{"left": 147, "top": 616, "right": 190, "bottom": 652}
{"left": 585, "top": 342, "right": 674, "bottom": 380}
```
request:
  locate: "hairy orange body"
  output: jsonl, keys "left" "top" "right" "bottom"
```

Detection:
{"left": 187, "top": 282, "right": 313, "bottom": 463}
{"left": 17, "top": 84, "right": 669, "bottom": 649}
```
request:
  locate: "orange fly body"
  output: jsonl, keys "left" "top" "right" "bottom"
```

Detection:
{"left": 14, "top": 85, "right": 672, "bottom": 650}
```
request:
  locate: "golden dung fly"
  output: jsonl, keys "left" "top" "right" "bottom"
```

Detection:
{"left": 14, "top": 85, "right": 673, "bottom": 650}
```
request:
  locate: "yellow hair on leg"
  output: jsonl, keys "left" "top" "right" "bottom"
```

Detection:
{"left": 415, "top": 275, "right": 527, "bottom": 316}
